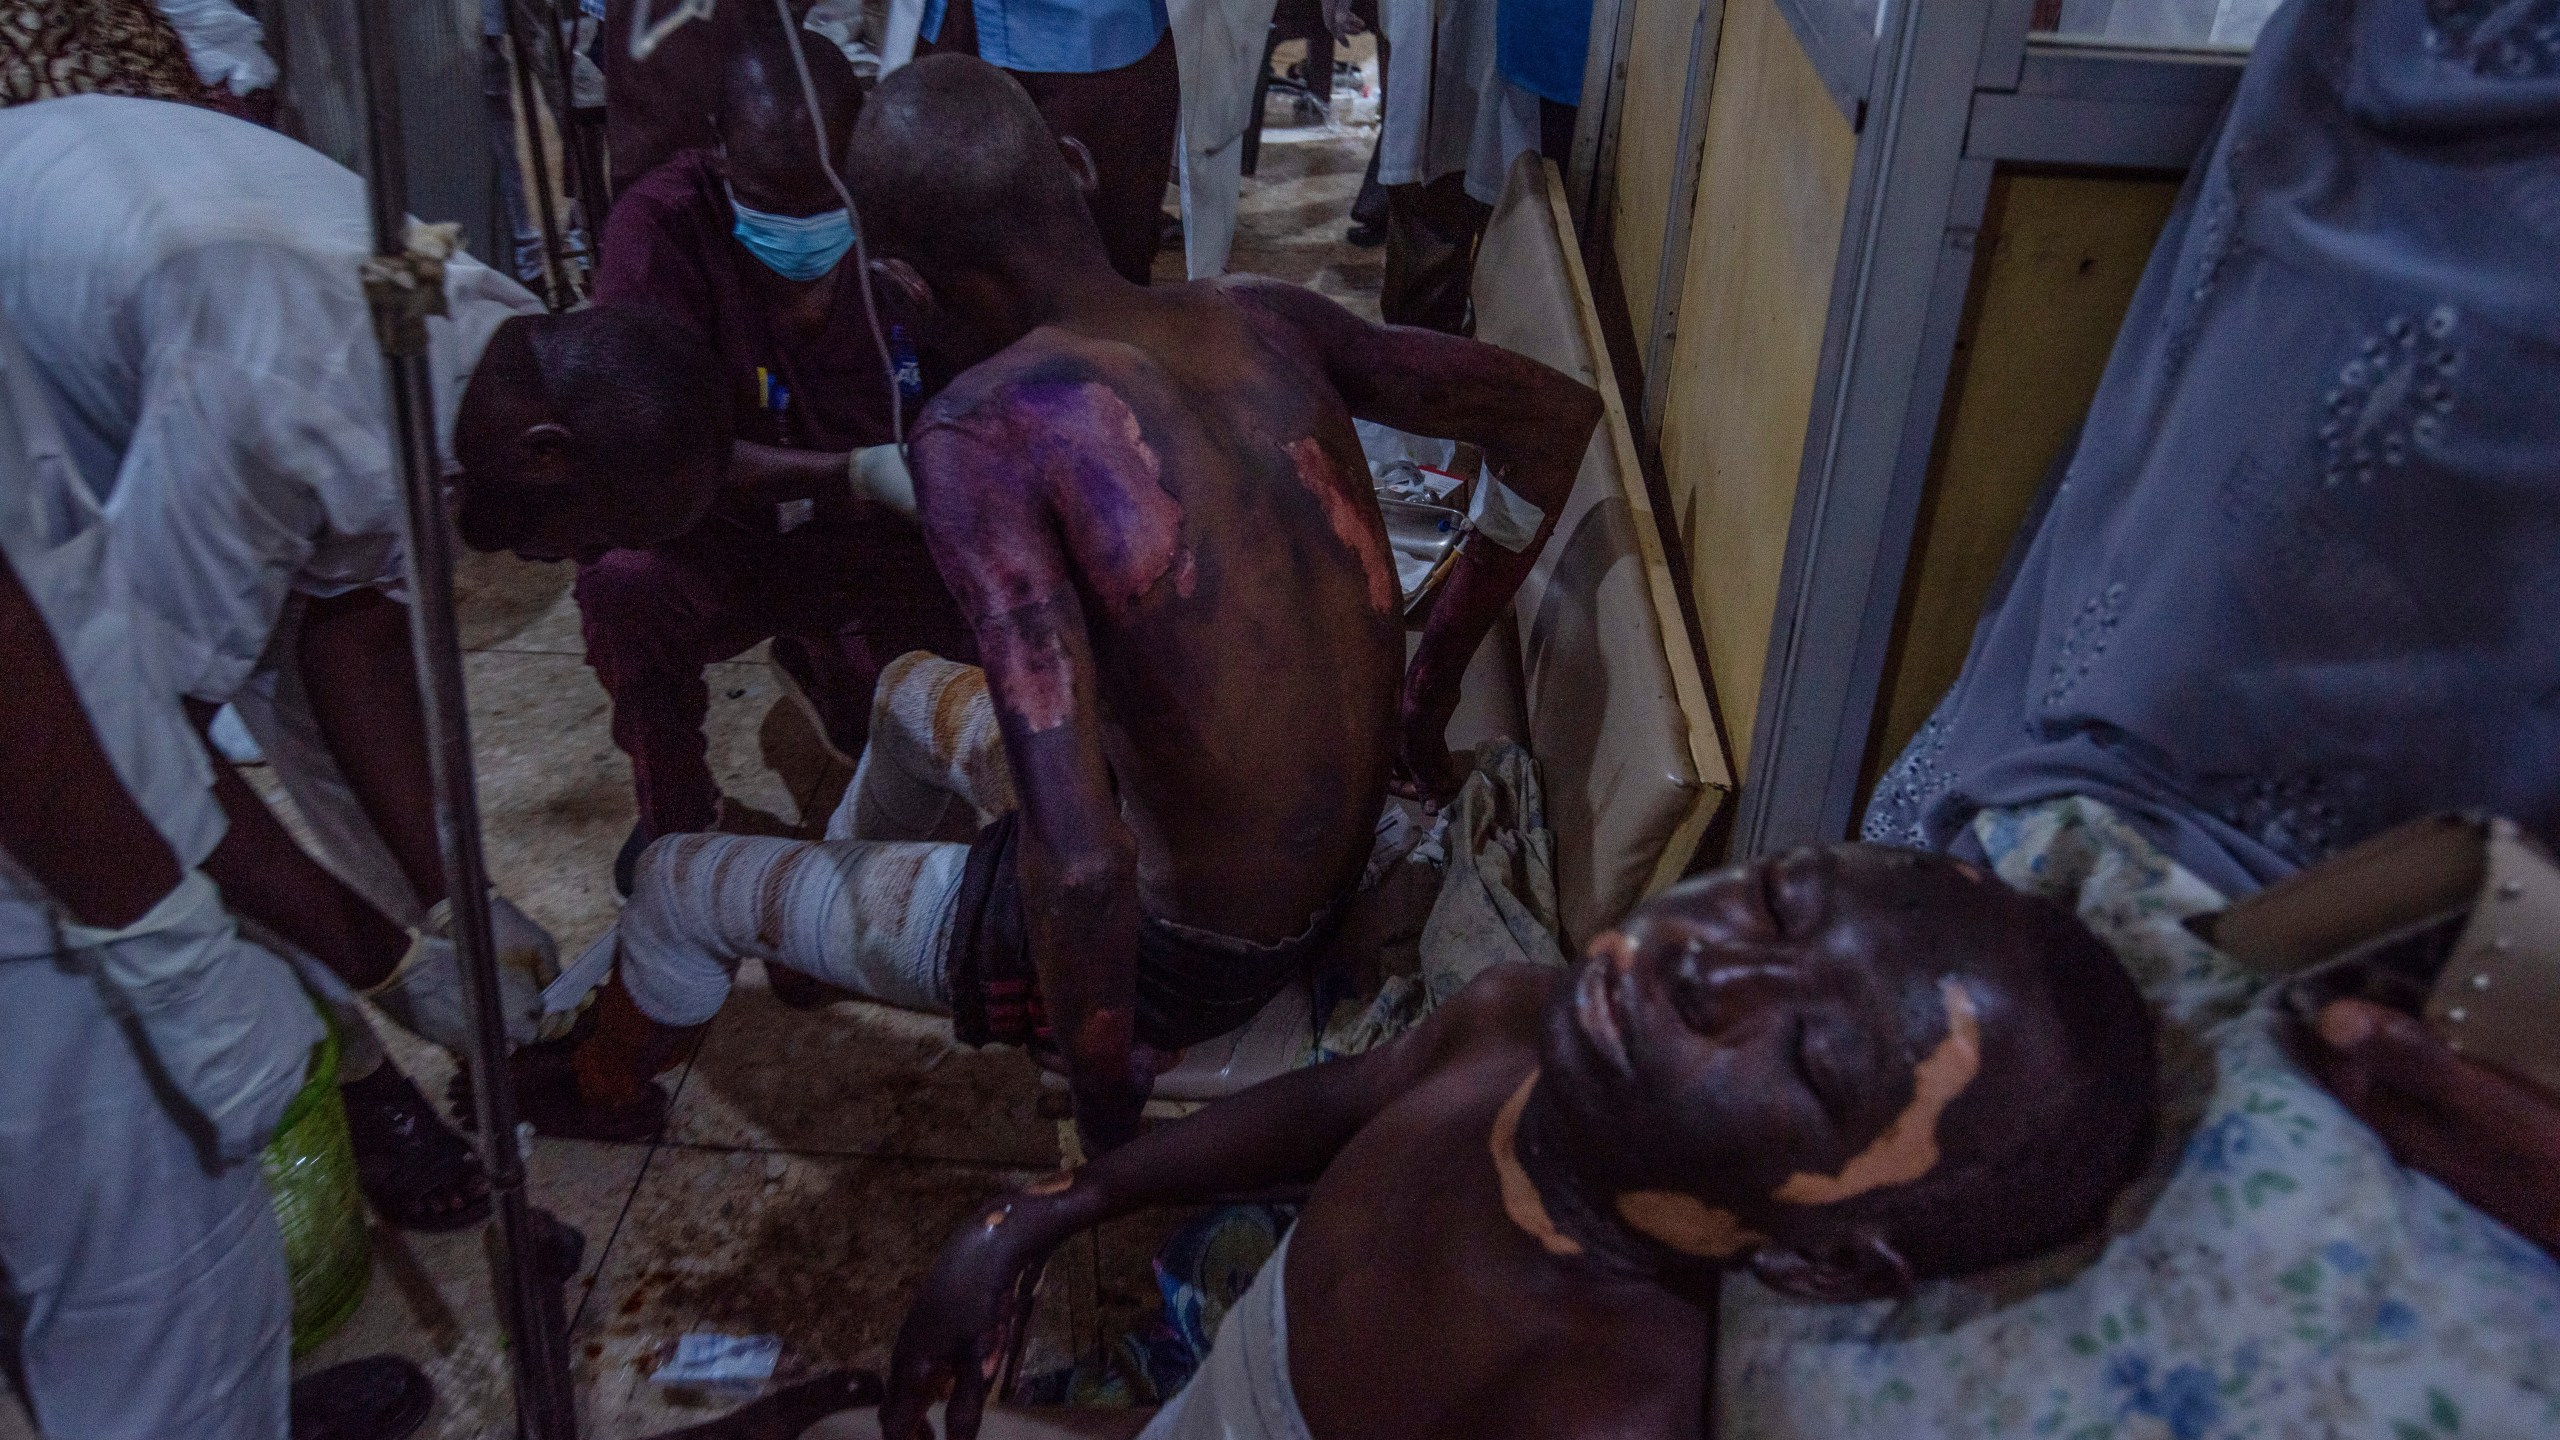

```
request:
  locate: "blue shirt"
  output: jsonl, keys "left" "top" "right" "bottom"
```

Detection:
{"left": 1497, "top": 0, "right": 1593, "bottom": 107}
{"left": 921, "top": 0, "right": 1169, "bottom": 75}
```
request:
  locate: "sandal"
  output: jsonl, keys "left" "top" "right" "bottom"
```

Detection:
{"left": 290, "top": 1355, "right": 433, "bottom": 1440}
{"left": 342, "top": 1064, "right": 491, "bottom": 1232}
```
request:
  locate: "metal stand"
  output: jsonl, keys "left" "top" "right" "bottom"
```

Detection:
{"left": 500, "top": 0, "right": 577, "bottom": 308}
{"left": 350, "top": 0, "right": 582, "bottom": 1433}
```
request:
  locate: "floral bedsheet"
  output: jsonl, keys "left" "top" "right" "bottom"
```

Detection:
{"left": 1719, "top": 797, "right": 2560, "bottom": 1440}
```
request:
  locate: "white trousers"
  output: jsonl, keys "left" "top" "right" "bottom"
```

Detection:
{"left": 0, "top": 955, "right": 291, "bottom": 1440}
{"left": 1137, "top": 1230, "right": 1311, "bottom": 1440}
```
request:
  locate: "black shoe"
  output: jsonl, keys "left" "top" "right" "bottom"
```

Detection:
{"left": 342, "top": 1063, "right": 490, "bottom": 1232}
{"left": 616, "top": 820, "right": 649, "bottom": 899}
{"left": 290, "top": 1355, "right": 432, "bottom": 1440}
{"left": 1346, "top": 220, "right": 1387, "bottom": 248}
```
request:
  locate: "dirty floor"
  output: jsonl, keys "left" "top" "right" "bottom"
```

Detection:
{"left": 0, "top": 75, "right": 1380, "bottom": 1440}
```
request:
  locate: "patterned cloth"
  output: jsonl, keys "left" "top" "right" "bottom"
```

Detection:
{"left": 1863, "top": 0, "right": 2560, "bottom": 898}
{"left": 1, "top": 0, "right": 210, "bottom": 107}
{"left": 1721, "top": 796, "right": 2560, "bottom": 1439}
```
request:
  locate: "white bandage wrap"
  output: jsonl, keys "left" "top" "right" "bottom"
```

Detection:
{"left": 1468, "top": 472, "right": 1546, "bottom": 553}
{"left": 57, "top": 869, "right": 325, "bottom": 1163}
{"left": 834, "top": 652, "right": 1016, "bottom": 842}
{"left": 617, "top": 832, "right": 968, "bottom": 1028}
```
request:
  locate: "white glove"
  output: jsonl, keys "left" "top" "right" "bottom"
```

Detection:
{"left": 849, "top": 444, "right": 917, "bottom": 518}
{"left": 61, "top": 869, "right": 326, "bottom": 1164}
{"left": 366, "top": 892, "right": 564, "bottom": 1051}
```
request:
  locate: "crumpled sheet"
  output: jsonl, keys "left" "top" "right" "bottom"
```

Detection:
{"left": 1319, "top": 738, "right": 1568, "bottom": 1061}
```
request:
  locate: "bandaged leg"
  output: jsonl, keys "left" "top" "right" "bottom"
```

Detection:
{"left": 834, "top": 652, "right": 1016, "bottom": 843}
{"left": 617, "top": 831, "right": 969, "bottom": 1027}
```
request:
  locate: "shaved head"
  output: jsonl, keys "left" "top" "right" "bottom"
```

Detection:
{"left": 452, "top": 306, "right": 731, "bottom": 561}
{"left": 718, "top": 9, "right": 858, "bottom": 216}
{"left": 844, "top": 54, "right": 1100, "bottom": 278}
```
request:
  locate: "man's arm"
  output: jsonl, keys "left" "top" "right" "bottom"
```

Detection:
{"left": 880, "top": 974, "right": 1525, "bottom": 1440}
{"left": 1237, "top": 280, "right": 1602, "bottom": 799}
{"left": 0, "top": 555, "right": 180, "bottom": 928}
{"left": 297, "top": 587, "right": 445, "bottom": 910}
{"left": 911, "top": 409, "right": 1149, "bottom": 1153}
{"left": 2301, "top": 997, "right": 2560, "bottom": 1258}
{"left": 725, "top": 440, "right": 918, "bottom": 520}
{"left": 183, "top": 696, "right": 406, "bottom": 989}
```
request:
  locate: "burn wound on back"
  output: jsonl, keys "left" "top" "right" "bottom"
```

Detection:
{"left": 1773, "top": 977, "right": 1982, "bottom": 1206}
{"left": 1285, "top": 437, "right": 1396, "bottom": 614}
{"left": 1038, "top": 383, "right": 1190, "bottom": 619}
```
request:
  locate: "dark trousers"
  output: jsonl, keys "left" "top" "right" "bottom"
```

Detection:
{"left": 575, "top": 514, "right": 973, "bottom": 839}
{"left": 925, "top": 17, "right": 1181, "bottom": 285}
{"left": 1380, "top": 98, "right": 1577, "bottom": 334}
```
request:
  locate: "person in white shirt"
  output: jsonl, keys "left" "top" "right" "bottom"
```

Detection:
{"left": 0, "top": 94, "right": 727, "bottom": 1226}
{"left": 0, "top": 307, "right": 433, "bottom": 1440}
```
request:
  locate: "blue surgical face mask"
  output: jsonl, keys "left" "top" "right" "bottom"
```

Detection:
{"left": 727, "top": 184, "right": 855, "bottom": 282}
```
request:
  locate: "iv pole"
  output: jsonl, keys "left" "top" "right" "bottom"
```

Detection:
{"left": 349, "top": 0, "right": 582, "bottom": 1433}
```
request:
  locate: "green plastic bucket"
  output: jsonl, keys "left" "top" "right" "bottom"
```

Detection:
{"left": 260, "top": 1020, "right": 372, "bottom": 1356}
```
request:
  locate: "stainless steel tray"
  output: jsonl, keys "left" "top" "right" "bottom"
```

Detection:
{"left": 1380, "top": 496, "right": 1471, "bottom": 618}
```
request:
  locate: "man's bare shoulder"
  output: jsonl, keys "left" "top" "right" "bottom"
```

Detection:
{"left": 1397, "top": 963, "right": 1563, "bottom": 1079}
{"left": 1207, "top": 273, "right": 1368, "bottom": 347}
{"left": 913, "top": 328, "right": 1172, "bottom": 449}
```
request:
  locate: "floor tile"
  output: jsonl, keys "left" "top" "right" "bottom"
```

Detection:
{"left": 668, "top": 961, "right": 1060, "bottom": 1168}
{"left": 463, "top": 652, "right": 823, "bottom": 962}
{"left": 455, "top": 548, "right": 582, "bottom": 655}
{"left": 294, "top": 1138, "right": 655, "bottom": 1440}
{"left": 462, "top": 650, "right": 635, "bottom": 963}
{"left": 572, "top": 1148, "right": 1037, "bottom": 1436}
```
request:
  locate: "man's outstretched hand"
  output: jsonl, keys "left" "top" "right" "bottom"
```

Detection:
{"left": 2299, "top": 997, "right": 2560, "bottom": 1258}
{"left": 880, "top": 1197, "right": 1052, "bottom": 1440}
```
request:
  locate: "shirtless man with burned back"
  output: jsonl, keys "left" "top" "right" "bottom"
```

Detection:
{"left": 526, "top": 54, "right": 1602, "bottom": 1147}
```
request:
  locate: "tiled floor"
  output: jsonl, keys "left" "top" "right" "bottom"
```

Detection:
{"left": 0, "top": 95, "right": 1384, "bottom": 1440}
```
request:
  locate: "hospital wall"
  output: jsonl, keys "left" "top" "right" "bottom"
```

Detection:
{"left": 1590, "top": 0, "right": 2187, "bottom": 820}
{"left": 1635, "top": 0, "right": 1856, "bottom": 771}
{"left": 1861, "top": 171, "right": 2180, "bottom": 792}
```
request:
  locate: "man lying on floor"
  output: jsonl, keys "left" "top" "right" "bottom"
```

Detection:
{"left": 863, "top": 845, "right": 2157, "bottom": 1440}
{"left": 499, "top": 53, "right": 1602, "bottom": 1149}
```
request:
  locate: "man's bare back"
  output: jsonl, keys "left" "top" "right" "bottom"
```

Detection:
{"left": 844, "top": 55, "right": 1599, "bottom": 1145}
{"left": 907, "top": 280, "right": 1407, "bottom": 947}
